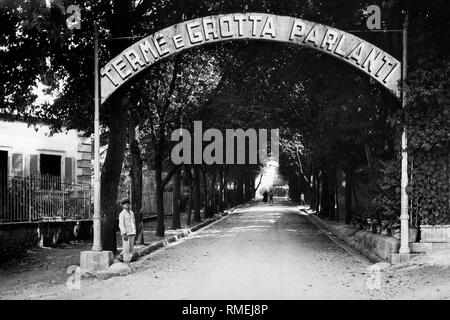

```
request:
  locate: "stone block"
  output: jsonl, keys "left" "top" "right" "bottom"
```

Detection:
{"left": 80, "top": 250, "right": 113, "bottom": 271}
{"left": 77, "top": 159, "right": 91, "bottom": 168}
{"left": 390, "top": 253, "right": 421, "bottom": 264}
{"left": 411, "top": 242, "right": 450, "bottom": 253}
{"left": 108, "top": 262, "right": 133, "bottom": 275}
{"left": 79, "top": 168, "right": 91, "bottom": 176}
{"left": 96, "top": 271, "right": 116, "bottom": 281}
{"left": 96, "top": 262, "right": 134, "bottom": 280}
{"left": 78, "top": 143, "right": 92, "bottom": 153}
{"left": 368, "top": 262, "right": 391, "bottom": 271}
{"left": 420, "top": 225, "right": 450, "bottom": 243}
{"left": 80, "top": 152, "right": 93, "bottom": 160}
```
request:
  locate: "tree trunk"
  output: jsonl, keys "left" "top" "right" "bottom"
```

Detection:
{"left": 237, "top": 172, "right": 244, "bottom": 204}
{"left": 193, "top": 166, "right": 201, "bottom": 222}
{"left": 186, "top": 183, "right": 193, "bottom": 225}
{"left": 155, "top": 155, "right": 165, "bottom": 237}
{"left": 334, "top": 170, "right": 339, "bottom": 222}
{"left": 232, "top": 175, "right": 238, "bottom": 206}
{"left": 224, "top": 167, "right": 230, "bottom": 208}
{"left": 219, "top": 168, "right": 225, "bottom": 211}
{"left": 245, "top": 174, "right": 250, "bottom": 201}
{"left": 130, "top": 134, "right": 143, "bottom": 245}
{"left": 328, "top": 168, "right": 337, "bottom": 219}
{"left": 211, "top": 168, "right": 217, "bottom": 215}
{"left": 310, "top": 174, "right": 316, "bottom": 210}
{"left": 352, "top": 185, "right": 361, "bottom": 216}
{"left": 319, "top": 171, "right": 330, "bottom": 218}
{"left": 100, "top": 95, "right": 129, "bottom": 253}
{"left": 244, "top": 171, "right": 252, "bottom": 201}
{"left": 250, "top": 173, "right": 256, "bottom": 199}
{"left": 344, "top": 170, "right": 354, "bottom": 224}
{"left": 184, "top": 166, "right": 193, "bottom": 225}
{"left": 172, "top": 169, "right": 181, "bottom": 229}
{"left": 289, "top": 175, "right": 300, "bottom": 202}
{"left": 315, "top": 172, "right": 321, "bottom": 212}
{"left": 201, "top": 167, "right": 208, "bottom": 219}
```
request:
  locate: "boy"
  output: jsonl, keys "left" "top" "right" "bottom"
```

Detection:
{"left": 119, "top": 198, "right": 136, "bottom": 264}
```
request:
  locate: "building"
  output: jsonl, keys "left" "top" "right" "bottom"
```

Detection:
{"left": 0, "top": 119, "right": 92, "bottom": 185}
{"left": 0, "top": 119, "right": 93, "bottom": 224}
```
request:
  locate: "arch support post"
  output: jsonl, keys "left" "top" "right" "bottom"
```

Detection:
{"left": 92, "top": 25, "right": 102, "bottom": 253}
{"left": 399, "top": 11, "right": 410, "bottom": 255}
{"left": 80, "top": 25, "right": 113, "bottom": 272}
{"left": 399, "top": 127, "right": 410, "bottom": 254}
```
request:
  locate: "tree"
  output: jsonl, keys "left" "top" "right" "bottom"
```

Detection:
{"left": 135, "top": 48, "right": 224, "bottom": 236}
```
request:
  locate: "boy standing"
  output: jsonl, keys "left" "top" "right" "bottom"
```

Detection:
{"left": 119, "top": 198, "right": 136, "bottom": 263}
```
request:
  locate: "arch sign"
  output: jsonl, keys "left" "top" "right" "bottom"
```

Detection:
{"left": 100, "top": 13, "right": 401, "bottom": 104}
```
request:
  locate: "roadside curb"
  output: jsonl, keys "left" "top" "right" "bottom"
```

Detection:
{"left": 142, "top": 213, "right": 172, "bottom": 222}
{"left": 304, "top": 210, "right": 386, "bottom": 263}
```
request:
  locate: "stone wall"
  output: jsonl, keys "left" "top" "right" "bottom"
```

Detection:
{"left": 306, "top": 213, "right": 400, "bottom": 262}
{"left": 0, "top": 220, "right": 92, "bottom": 262}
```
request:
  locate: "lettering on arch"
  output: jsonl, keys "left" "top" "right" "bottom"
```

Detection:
{"left": 100, "top": 13, "right": 401, "bottom": 104}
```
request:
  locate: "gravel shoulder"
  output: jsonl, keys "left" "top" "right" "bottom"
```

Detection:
{"left": 0, "top": 211, "right": 198, "bottom": 299}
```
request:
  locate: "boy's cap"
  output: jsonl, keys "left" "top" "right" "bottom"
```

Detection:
{"left": 120, "top": 198, "right": 131, "bottom": 205}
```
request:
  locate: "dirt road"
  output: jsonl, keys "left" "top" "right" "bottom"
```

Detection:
{"left": 3, "top": 199, "right": 449, "bottom": 299}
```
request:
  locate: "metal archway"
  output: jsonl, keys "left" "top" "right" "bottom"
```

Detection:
{"left": 100, "top": 13, "right": 401, "bottom": 104}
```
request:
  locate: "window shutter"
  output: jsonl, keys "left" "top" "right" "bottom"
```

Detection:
{"left": 65, "top": 157, "right": 74, "bottom": 184}
{"left": 11, "top": 153, "right": 23, "bottom": 176}
{"left": 30, "top": 154, "right": 39, "bottom": 176}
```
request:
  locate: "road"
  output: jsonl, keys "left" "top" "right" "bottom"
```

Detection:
{"left": 4, "top": 198, "right": 450, "bottom": 300}
{"left": 47, "top": 198, "right": 382, "bottom": 300}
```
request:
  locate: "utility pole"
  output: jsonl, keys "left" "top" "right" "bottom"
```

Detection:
{"left": 399, "top": 10, "right": 410, "bottom": 254}
{"left": 65, "top": 5, "right": 111, "bottom": 269}
{"left": 92, "top": 24, "right": 102, "bottom": 251}
{"left": 352, "top": 7, "right": 411, "bottom": 257}
{"left": 80, "top": 24, "right": 113, "bottom": 271}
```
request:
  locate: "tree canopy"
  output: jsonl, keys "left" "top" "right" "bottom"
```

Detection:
{"left": 1, "top": 0, "right": 449, "bottom": 247}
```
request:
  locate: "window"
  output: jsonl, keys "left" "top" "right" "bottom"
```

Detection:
{"left": 11, "top": 153, "right": 23, "bottom": 176}
{"left": 30, "top": 152, "right": 75, "bottom": 187}
{"left": 40, "top": 154, "right": 62, "bottom": 177}
{"left": 39, "top": 154, "right": 62, "bottom": 190}
{"left": 0, "top": 150, "right": 7, "bottom": 213}
{"left": 65, "top": 157, "right": 74, "bottom": 185}
{"left": 0, "top": 150, "right": 7, "bottom": 179}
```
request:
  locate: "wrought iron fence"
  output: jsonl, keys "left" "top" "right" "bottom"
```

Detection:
{"left": 0, "top": 173, "right": 92, "bottom": 223}
{"left": 142, "top": 191, "right": 173, "bottom": 215}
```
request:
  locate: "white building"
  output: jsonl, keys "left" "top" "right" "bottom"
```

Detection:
{"left": 0, "top": 120, "right": 92, "bottom": 185}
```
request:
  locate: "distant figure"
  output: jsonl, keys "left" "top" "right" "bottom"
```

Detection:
{"left": 73, "top": 221, "right": 80, "bottom": 239}
{"left": 269, "top": 189, "right": 274, "bottom": 204}
{"left": 119, "top": 198, "right": 136, "bottom": 264}
{"left": 300, "top": 193, "right": 306, "bottom": 205}
{"left": 263, "top": 191, "right": 268, "bottom": 203}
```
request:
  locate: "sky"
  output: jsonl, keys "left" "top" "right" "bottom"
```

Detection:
{"left": 255, "top": 159, "right": 280, "bottom": 198}
{"left": 32, "top": 81, "right": 57, "bottom": 106}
